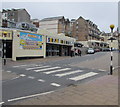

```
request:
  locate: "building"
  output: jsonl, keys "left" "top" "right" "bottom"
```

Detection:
{"left": 2, "top": 8, "right": 31, "bottom": 28}
{"left": 0, "top": 28, "right": 75, "bottom": 61}
{"left": 31, "top": 19, "right": 40, "bottom": 28}
{"left": 71, "top": 16, "right": 107, "bottom": 49}
{"left": 37, "top": 29, "right": 75, "bottom": 57}
{"left": 0, "top": 11, "right": 2, "bottom": 27}
{"left": 39, "top": 16, "right": 70, "bottom": 35}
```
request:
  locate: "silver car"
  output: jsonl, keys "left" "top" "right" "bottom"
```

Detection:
{"left": 87, "top": 48, "right": 95, "bottom": 54}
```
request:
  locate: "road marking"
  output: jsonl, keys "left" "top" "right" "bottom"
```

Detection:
{"left": 69, "top": 72, "right": 98, "bottom": 81}
{"left": 8, "top": 91, "right": 54, "bottom": 102}
{"left": 11, "top": 76, "right": 20, "bottom": 80}
{"left": 44, "top": 68, "right": 71, "bottom": 74}
{"left": 6, "top": 71, "right": 11, "bottom": 73}
{"left": 13, "top": 64, "right": 36, "bottom": 68}
{"left": 19, "top": 74, "right": 26, "bottom": 77}
{"left": 26, "top": 66, "right": 50, "bottom": 70}
{"left": 55, "top": 70, "right": 84, "bottom": 77}
{"left": 0, "top": 102, "right": 4, "bottom": 105}
{"left": 34, "top": 67, "right": 61, "bottom": 72}
{"left": 38, "top": 79, "right": 45, "bottom": 82}
{"left": 51, "top": 83, "right": 61, "bottom": 87}
{"left": 98, "top": 69, "right": 106, "bottom": 71}
{"left": 28, "top": 76, "right": 35, "bottom": 79}
{"left": 13, "top": 65, "right": 27, "bottom": 68}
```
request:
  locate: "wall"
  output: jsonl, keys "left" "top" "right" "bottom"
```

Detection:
{"left": 39, "top": 20, "right": 58, "bottom": 34}
{"left": 12, "top": 30, "right": 46, "bottom": 61}
{"left": 18, "top": 9, "right": 30, "bottom": 23}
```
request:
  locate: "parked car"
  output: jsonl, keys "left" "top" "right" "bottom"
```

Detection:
{"left": 87, "top": 48, "right": 95, "bottom": 54}
{"left": 94, "top": 48, "right": 100, "bottom": 52}
{"left": 102, "top": 48, "right": 111, "bottom": 52}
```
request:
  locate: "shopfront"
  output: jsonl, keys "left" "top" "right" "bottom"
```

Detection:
{"left": 0, "top": 29, "right": 13, "bottom": 58}
{"left": 46, "top": 35, "right": 75, "bottom": 57}
{"left": 0, "top": 28, "right": 46, "bottom": 61}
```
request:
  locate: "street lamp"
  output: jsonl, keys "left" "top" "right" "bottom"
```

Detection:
{"left": 108, "top": 24, "right": 116, "bottom": 75}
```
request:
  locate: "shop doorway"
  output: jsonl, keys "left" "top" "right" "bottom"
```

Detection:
{"left": 2, "top": 40, "right": 12, "bottom": 58}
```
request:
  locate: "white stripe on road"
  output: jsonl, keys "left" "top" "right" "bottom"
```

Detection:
{"left": 55, "top": 70, "right": 84, "bottom": 77}
{"left": 69, "top": 72, "right": 98, "bottom": 81}
{"left": 19, "top": 74, "right": 26, "bottom": 77}
{"left": 8, "top": 91, "right": 54, "bottom": 102}
{"left": 98, "top": 69, "right": 106, "bottom": 71}
{"left": 13, "top": 64, "right": 36, "bottom": 68}
{"left": 38, "top": 79, "right": 45, "bottom": 82}
{"left": 44, "top": 68, "right": 71, "bottom": 74}
{"left": 0, "top": 102, "right": 4, "bottom": 105}
{"left": 51, "top": 83, "right": 61, "bottom": 87}
{"left": 11, "top": 76, "right": 20, "bottom": 80}
{"left": 26, "top": 66, "right": 50, "bottom": 70}
{"left": 13, "top": 65, "right": 28, "bottom": 68}
{"left": 34, "top": 67, "right": 61, "bottom": 72}
{"left": 6, "top": 71, "right": 11, "bottom": 73}
{"left": 28, "top": 76, "right": 35, "bottom": 79}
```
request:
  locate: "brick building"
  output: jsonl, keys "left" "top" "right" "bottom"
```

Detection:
{"left": 72, "top": 16, "right": 102, "bottom": 41}
{"left": 71, "top": 16, "right": 107, "bottom": 48}
{"left": 31, "top": 19, "right": 40, "bottom": 28}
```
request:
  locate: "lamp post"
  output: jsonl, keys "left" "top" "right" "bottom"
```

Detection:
{"left": 108, "top": 24, "right": 115, "bottom": 75}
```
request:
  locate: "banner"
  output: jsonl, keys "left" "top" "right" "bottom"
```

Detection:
{"left": 20, "top": 32, "right": 43, "bottom": 50}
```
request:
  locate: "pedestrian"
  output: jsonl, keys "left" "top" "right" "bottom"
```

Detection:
{"left": 75, "top": 49, "right": 78, "bottom": 56}
{"left": 71, "top": 47, "right": 74, "bottom": 57}
{"left": 78, "top": 49, "right": 81, "bottom": 56}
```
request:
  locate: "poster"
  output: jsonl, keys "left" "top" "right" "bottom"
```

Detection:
{"left": 20, "top": 32, "right": 43, "bottom": 50}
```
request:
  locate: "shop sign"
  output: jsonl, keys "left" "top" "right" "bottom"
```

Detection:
{"left": 47, "top": 37, "right": 73, "bottom": 45}
{"left": 0, "top": 30, "right": 12, "bottom": 40}
{"left": 20, "top": 32, "right": 43, "bottom": 50}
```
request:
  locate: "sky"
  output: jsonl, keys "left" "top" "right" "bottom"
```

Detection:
{"left": 1, "top": 1, "right": 118, "bottom": 33}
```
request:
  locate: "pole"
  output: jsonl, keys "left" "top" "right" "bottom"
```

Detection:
{"left": 110, "top": 38, "right": 113, "bottom": 75}
{"left": 109, "top": 25, "right": 114, "bottom": 75}
{"left": 3, "top": 39, "right": 6, "bottom": 65}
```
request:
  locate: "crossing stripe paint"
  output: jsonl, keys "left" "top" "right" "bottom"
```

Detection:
{"left": 44, "top": 68, "right": 71, "bottom": 74}
{"left": 13, "top": 64, "right": 36, "bottom": 68}
{"left": 28, "top": 76, "right": 35, "bottom": 79}
{"left": 51, "top": 83, "right": 61, "bottom": 87}
{"left": 38, "top": 79, "right": 45, "bottom": 82}
{"left": 0, "top": 102, "right": 4, "bottom": 105}
{"left": 69, "top": 72, "right": 98, "bottom": 81}
{"left": 26, "top": 66, "right": 50, "bottom": 70}
{"left": 34, "top": 67, "right": 61, "bottom": 72}
{"left": 55, "top": 70, "right": 84, "bottom": 77}
{"left": 13, "top": 65, "right": 28, "bottom": 68}
{"left": 19, "top": 74, "right": 26, "bottom": 77}
{"left": 6, "top": 71, "right": 11, "bottom": 73}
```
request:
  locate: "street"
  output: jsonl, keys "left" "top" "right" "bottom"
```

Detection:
{"left": 2, "top": 51, "right": 118, "bottom": 105}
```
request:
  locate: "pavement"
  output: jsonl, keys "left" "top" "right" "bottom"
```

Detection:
{"left": 2, "top": 52, "right": 119, "bottom": 105}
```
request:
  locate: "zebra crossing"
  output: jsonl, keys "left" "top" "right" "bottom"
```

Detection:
{"left": 8, "top": 64, "right": 105, "bottom": 85}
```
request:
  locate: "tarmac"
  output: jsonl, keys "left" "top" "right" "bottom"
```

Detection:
{"left": 2, "top": 52, "right": 119, "bottom": 105}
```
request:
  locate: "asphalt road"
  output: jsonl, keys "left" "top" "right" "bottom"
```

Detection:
{"left": 2, "top": 52, "right": 115, "bottom": 105}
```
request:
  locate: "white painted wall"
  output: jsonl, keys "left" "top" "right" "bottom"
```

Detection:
{"left": 12, "top": 30, "right": 46, "bottom": 61}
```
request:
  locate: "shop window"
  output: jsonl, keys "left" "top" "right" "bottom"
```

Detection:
{"left": 48, "top": 38, "right": 50, "bottom": 42}
{"left": 61, "top": 40, "right": 63, "bottom": 43}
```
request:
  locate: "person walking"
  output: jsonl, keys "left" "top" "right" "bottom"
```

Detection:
{"left": 71, "top": 47, "right": 74, "bottom": 57}
{"left": 78, "top": 49, "right": 81, "bottom": 56}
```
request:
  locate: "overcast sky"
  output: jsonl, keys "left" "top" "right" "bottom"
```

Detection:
{"left": 1, "top": 2, "right": 118, "bottom": 33}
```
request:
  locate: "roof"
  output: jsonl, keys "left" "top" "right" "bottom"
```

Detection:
{"left": 40, "top": 16, "right": 64, "bottom": 21}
